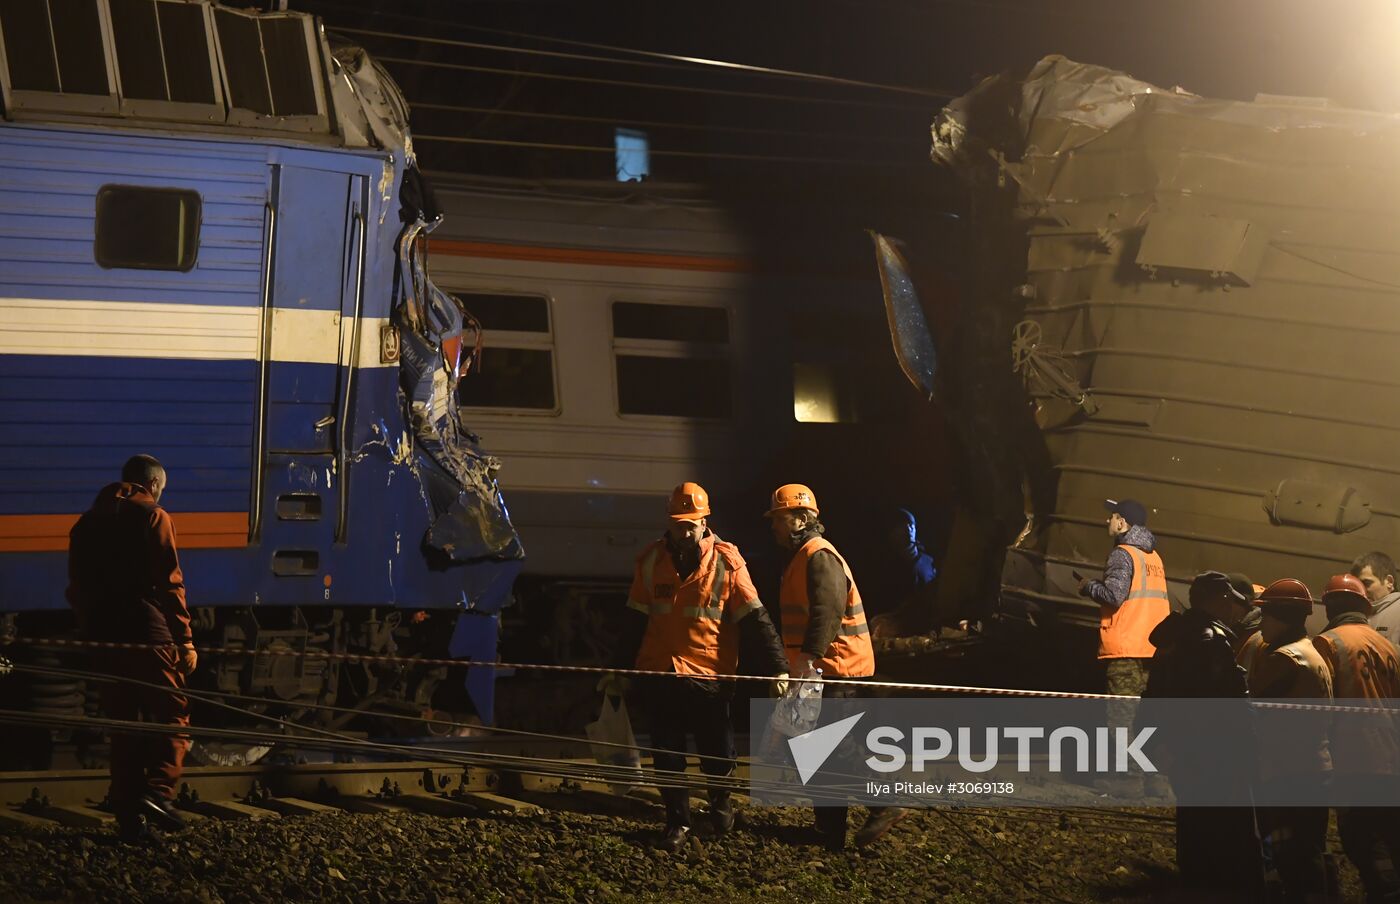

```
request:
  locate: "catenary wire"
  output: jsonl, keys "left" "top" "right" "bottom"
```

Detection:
{"left": 329, "top": 25, "right": 955, "bottom": 100}
{"left": 374, "top": 56, "right": 933, "bottom": 112}
{"left": 409, "top": 101, "right": 908, "bottom": 144}
{"left": 411, "top": 134, "right": 923, "bottom": 167}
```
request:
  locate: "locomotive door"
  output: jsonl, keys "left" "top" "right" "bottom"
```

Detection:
{"left": 266, "top": 165, "right": 363, "bottom": 454}
{"left": 255, "top": 164, "right": 364, "bottom": 579}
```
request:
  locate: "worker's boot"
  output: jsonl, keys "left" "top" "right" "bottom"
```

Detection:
{"left": 708, "top": 790, "right": 734, "bottom": 836}
{"left": 855, "top": 807, "right": 911, "bottom": 848}
{"left": 138, "top": 792, "right": 186, "bottom": 832}
{"left": 658, "top": 788, "right": 691, "bottom": 853}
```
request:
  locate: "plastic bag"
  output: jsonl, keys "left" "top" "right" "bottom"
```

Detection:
{"left": 585, "top": 694, "right": 643, "bottom": 796}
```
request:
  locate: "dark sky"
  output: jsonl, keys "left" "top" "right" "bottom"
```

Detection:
{"left": 289, "top": 0, "right": 1400, "bottom": 191}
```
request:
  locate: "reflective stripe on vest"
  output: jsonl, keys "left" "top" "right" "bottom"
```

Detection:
{"left": 632, "top": 538, "right": 743, "bottom": 676}
{"left": 1125, "top": 547, "right": 1171, "bottom": 603}
{"left": 682, "top": 553, "right": 726, "bottom": 620}
{"left": 779, "top": 536, "right": 874, "bottom": 677}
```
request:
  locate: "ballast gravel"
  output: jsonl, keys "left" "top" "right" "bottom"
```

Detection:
{"left": 0, "top": 804, "right": 1363, "bottom": 903}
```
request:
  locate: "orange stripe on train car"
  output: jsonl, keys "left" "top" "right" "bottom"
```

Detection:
{"left": 427, "top": 238, "right": 752, "bottom": 273}
{"left": 0, "top": 512, "right": 248, "bottom": 552}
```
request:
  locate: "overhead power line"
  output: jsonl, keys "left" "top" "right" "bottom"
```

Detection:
{"left": 413, "top": 134, "right": 923, "bottom": 167}
{"left": 376, "top": 56, "right": 932, "bottom": 111}
{"left": 411, "top": 101, "right": 907, "bottom": 143}
{"left": 331, "top": 24, "right": 954, "bottom": 100}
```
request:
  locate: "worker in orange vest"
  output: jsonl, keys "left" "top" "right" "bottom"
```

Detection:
{"left": 1313, "top": 574, "right": 1400, "bottom": 902}
{"left": 1078, "top": 498, "right": 1170, "bottom": 796}
{"left": 766, "top": 483, "right": 905, "bottom": 850}
{"left": 611, "top": 482, "right": 788, "bottom": 853}
{"left": 1248, "top": 579, "right": 1334, "bottom": 904}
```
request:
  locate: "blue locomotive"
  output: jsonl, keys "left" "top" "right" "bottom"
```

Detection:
{"left": 0, "top": 1, "right": 522, "bottom": 750}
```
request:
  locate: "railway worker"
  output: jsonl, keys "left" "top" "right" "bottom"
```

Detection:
{"left": 765, "top": 483, "right": 906, "bottom": 850}
{"left": 611, "top": 482, "right": 789, "bottom": 853}
{"left": 1138, "top": 571, "right": 1263, "bottom": 897}
{"left": 1227, "top": 573, "right": 1264, "bottom": 649}
{"left": 66, "top": 455, "right": 195, "bottom": 843}
{"left": 1228, "top": 573, "right": 1269, "bottom": 672}
{"left": 1247, "top": 579, "right": 1333, "bottom": 904}
{"left": 1350, "top": 551, "right": 1400, "bottom": 641}
{"left": 868, "top": 508, "right": 939, "bottom": 638}
{"left": 1312, "top": 574, "right": 1400, "bottom": 903}
{"left": 1077, "top": 498, "right": 1169, "bottom": 796}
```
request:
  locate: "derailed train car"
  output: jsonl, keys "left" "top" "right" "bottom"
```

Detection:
{"left": 0, "top": 1, "right": 522, "bottom": 753}
{"left": 883, "top": 55, "right": 1400, "bottom": 658}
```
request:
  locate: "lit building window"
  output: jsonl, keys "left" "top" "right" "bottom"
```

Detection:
{"left": 615, "top": 128, "right": 649, "bottom": 182}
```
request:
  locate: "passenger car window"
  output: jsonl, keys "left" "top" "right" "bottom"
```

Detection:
{"left": 94, "top": 185, "right": 201, "bottom": 271}
{"left": 612, "top": 301, "right": 731, "bottom": 419}
{"left": 454, "top": 292, "right": 558, "bottom": 412}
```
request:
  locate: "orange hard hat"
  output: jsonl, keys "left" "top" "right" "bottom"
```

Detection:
{"left": 1256, "top": 578, "right": 1315, "bottom": 617}
{"left": 1322, "top": 573, "right": 1372, "bottom": 615}
{"left": 765, "top": 483, "right": 818, "bottom": 517}
{"left": 667, "top": 482, "right": 711, "bottom": 522}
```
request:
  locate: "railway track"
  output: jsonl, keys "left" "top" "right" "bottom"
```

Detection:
{"left": 0, "top": 746, "right": 760, "bottom": 834}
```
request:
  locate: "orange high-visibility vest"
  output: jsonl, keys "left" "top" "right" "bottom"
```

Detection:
{"left": 779, "top": 537, "right": 874, "bottom": 677}
{"left": 627, "top": 534, "right": 764, "bottom": 676}
{"left": 1313, "top": 622, "right": 1400, "bottom": 776}
{"left": 1098, "top": 545, "right": 1170, "bottom": 659}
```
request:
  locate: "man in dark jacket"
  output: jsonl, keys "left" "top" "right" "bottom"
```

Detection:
{"left": 1140, "top": 571, "right": 1263, "bottom": 897}
{"left": 67, "top": 455, "right": 196, "bottom": 842}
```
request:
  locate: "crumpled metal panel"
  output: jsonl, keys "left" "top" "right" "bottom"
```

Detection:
{"left": 394, "top": 214, "right": 524, "bottom": 565}
{"left": 928, "top": 54, "right": 1400, "bottom": 630}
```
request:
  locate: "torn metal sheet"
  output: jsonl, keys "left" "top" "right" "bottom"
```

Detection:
{"left": 928, "top": 54, "right": 1400, "bottom": 631}
{"left": 870, "top": 231, "right": 937, "bottom": 398}
{"left": 393, "top": 178, "right": 522, "bottom": 566}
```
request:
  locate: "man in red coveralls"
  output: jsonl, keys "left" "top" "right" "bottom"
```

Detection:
{"left": 67, "top": 454, "right": 196, "bottom": 842}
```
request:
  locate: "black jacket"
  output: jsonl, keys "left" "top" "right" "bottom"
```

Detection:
{"left": 1144, "top": 609, "right": 1247, "bottom": 699}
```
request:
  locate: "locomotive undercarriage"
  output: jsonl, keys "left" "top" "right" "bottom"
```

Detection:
{"left": 0, "top": 606, "right": 479, "bottom": 769}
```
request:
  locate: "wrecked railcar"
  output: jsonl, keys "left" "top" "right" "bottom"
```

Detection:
{"left": 0, "top": 1, "right": 521, "bottom": 750}
{"left": 890, "top": 55, "right": 1400, "bottom": 641}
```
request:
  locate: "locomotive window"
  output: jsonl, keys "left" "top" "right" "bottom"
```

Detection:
{"left": 457, "top": 293, "right": 550, "bottom": 333}
{"left": 0, "top": 0, "right": 109, "bottom": 95}
{"left": 158, "top": 3, "right": 216, "bottom": 105}
{"left": 213, "top": 9, "right": 272, "bottom": 115}
{"left": 452, "top": 291, "right": 557, "bottom": 412}
{"left": 1, "top": 0, "right": 61, "bottom": 92}
{"left": 616, "top": 356, "right": 732, "bottom": 419}
{"left": 94, "top": 186, "right": 201, "bottom": 271}
{"left": 109, "top": 0, "right": 217, "bottom": 105}
{"left": 258, "top": 16, "right": 317, "bottom": 116}
{"left": 613, "top": 302, "right": 728, "bottom": 343}
{"left": 214, "top": 9, "right": 321, "bottom": 119}
{"left": 109, "top": 0, "right": 163, "bottom": 100}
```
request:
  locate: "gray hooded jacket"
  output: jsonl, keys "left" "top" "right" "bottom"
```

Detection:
{"left": 1082, "top": 524, "right": 1157, "bottom": 610}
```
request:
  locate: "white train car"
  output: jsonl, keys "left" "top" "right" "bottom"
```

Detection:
{"left": 422, "top": 176, "right": 953, "bottom": 664}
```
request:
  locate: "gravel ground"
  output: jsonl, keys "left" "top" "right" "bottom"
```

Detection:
{"left": 0, "top": 804, "right": 1364, "bottom": 903}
